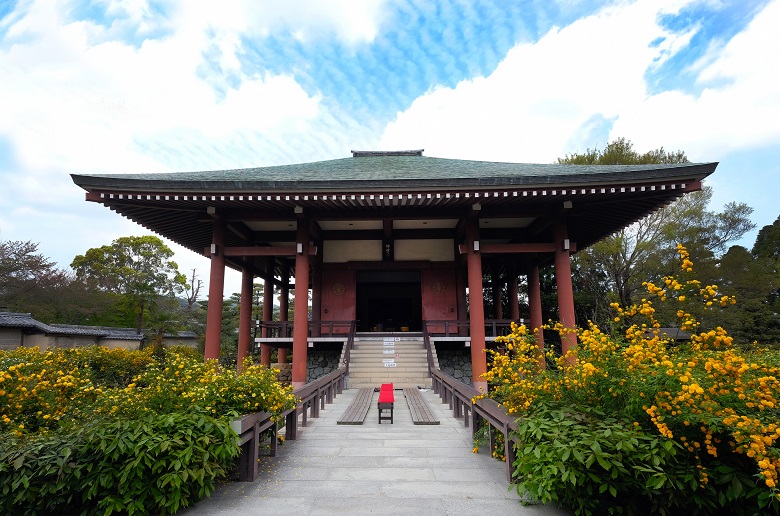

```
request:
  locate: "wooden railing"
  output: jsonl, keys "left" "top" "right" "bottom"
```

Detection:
{"left": 235, "top": 362, "right": 350, "bottom": 482}
{"left": 421, "top": 320, "right": 520, "bottom": 483}
{"left": 429, "top": 368, "right": 518, "bottom": 482}
{"left": 422, "top": 319, "right": 520, "bottom": 338}
{"left": 287, "top": 366, "right": 348, "bottom": 438}
{"left": 256, "top": 320, "right": 356, "bottom": 339}
{"left": 341, "top": 321, "right": 357, "bottom": 377}
{"left": 423, "top": 320, "right": 469, "bottom": 337}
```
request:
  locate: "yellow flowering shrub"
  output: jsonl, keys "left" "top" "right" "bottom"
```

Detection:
{"left": 91, "top": 350, "right": 297, "bottom": 420}
{"left": 0, "top": 346, "right": 155, "bottom": 434}
{"left": 483, "top": 245, "right": 780, "bottom": 514}
{"left": 0, "top": 345, "right": 297, "bottom": 435}
{"left": 1, "top": 345, "right": 296, "bottom": 515}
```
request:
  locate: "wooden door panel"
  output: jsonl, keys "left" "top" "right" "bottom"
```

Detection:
{"left": 421, "top": 268, "right": 457, "bottom": 334}
{"left": 321, "top": 269, "right": 356, "bottom": 334}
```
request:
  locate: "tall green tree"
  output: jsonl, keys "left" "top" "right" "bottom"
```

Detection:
{"left": 717, "top": 245, "right": 780, "bottom": 344}
{"left": 0, "top": 239, "right": 110, "bottom": 324}
{"left": 1, "top": 240, "right": 68, "bottom": 310}
{"left": 752, "top": 215, "right": 780, "bottom": 262}
{"left": 709, "top": 215, "right": 780, "bottom": 345}
{"left": 557, "top": 138, "right": 754, "bottom": 323}
{"left": 71, "top": 236, "right": 186, "bottom": 333}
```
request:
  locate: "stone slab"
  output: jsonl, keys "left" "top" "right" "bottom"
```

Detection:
{"left": 180, "top": 388, "right": 570, "bottom": 516}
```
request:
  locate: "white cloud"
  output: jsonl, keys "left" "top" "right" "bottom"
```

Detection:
{"left": 0, "top": 2, "right": 348, "bottom": 177}
{"left": 379, "top": 0, "right": 780, "bottom": 164}
{"left": 612, "top": 0, "right": 780, "bottom": 160}
{"left": 379, "top": 0, "right": 700, "bottom": 162}
{"left": 0, "top": 0, "right": 388, "bottom": 295}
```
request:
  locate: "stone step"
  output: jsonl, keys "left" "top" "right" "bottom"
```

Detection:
{"left": 352, "top": 344, "right": 425, "bottom": 351}
{"left": 351, "top": 345, "right": 425, "bottom": 350}
{"left": 349, "top": 364, "right": 428, "bottom": 370}
{"left": 349, "top": 362, "right": 428, "bottom": 369}
{"left": 353, "top": 339, "right": 425, "bottom": 344}
{"left": 347, "top": 334, "right": 431, "bottom": 390}
{"left": 348, "top": 377, "right": 433, "bottom": 387}
{"left": 350, "top": 382, "right": 432, "bottom": 390}
{"left": 349, "top": 351, "right": 427, "bottom": 358}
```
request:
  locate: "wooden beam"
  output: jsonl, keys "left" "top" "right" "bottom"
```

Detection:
{"left": 204, "top": 246, "right": 318, "bottom": 257}
{"left": 458, "top": 242, "right": 572, "bottom": 254}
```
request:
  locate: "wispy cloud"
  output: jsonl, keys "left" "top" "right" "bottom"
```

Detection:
{"left": 0, "top": 0, "right": 777, "bottom": 294}
{"left": 379, "top": 0, "right": 777, "bottom": 163}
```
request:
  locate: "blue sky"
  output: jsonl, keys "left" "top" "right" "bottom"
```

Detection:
{"left": 1, "top": 0, "right": 778, "bottom": 296}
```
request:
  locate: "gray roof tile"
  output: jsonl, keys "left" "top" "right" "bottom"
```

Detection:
{"left": 0, "top": 312, "right": 196, "bottom": 340}
{"left": 71, "top": 155, "right": 717, "bottom": 193}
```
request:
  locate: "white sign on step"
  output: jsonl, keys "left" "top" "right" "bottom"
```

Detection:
{"left": 383, "top": 359, "right": 395, "bottom": 363}
{"left": 383, "top": 349, "right": 395, "bottom": 354}
{"left": 384, "top": 363, "right": 397, "bottom": 368}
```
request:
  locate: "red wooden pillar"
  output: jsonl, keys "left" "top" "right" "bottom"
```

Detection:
{"left": 204, "top": 219, "right": 226, "bottom": 361}
{"left": 553, "top": 220, "right": 577, "bottom": 360}
{"left": 310, "top": 240, "right": 323, "bottom": 337}
{"left": 466, "top": 218, "right": 487, "bottom": 392}
{"left": 278, "top": 265, "right": 290, "bottom": 364}
{"left": 528, "top": 263, "right": 545, "bottom": 355}
{"left": 236, "top": 263, "right": 253, "bottom": 371}
{"left": 292, "top": 219, "right": 310, "bottom": 388}
{"left": 456, "top": 254, "right": 468, "bottom": 336}
{"left": 509, "top": 262, "right": 520, "bottom": 321}
{"left": 491, "top": 268, "right": 503, "bottom": 320}
{"left": 260, "top": 261, "right": 274, "bottom": 367}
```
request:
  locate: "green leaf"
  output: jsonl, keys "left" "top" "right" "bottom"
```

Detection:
{"left": 596, "top": 456, "right": 611, "bottom": 470}
{"left": 731, "top": 476, "right": 743, "bottom": 497}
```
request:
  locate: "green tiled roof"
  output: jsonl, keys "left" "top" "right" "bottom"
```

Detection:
{"left": 72, "top": 155, "right": 717, "bottom": 192}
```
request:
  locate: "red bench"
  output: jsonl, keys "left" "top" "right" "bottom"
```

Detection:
{"left": 377, "top": 383, "right": 394, "bottom": 424}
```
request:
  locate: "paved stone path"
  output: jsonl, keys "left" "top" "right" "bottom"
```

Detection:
{"left": 182, "top": 388, "right": 570, "bottom": 515}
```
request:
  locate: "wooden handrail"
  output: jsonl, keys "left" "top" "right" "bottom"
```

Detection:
{"left": 430, "top": 367, "right": 518, "bottom": 483}
{"left": 422, "top": 321, "right": 436, "bottom": 373}
{"left": 423, "top": 319, "right": 522, "bottom": 337}
{"left": 256, "top": 320, "right": 356, "bottom": 338}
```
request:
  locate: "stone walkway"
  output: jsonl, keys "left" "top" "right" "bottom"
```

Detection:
{"left": 181, "top": 388, "right": 569, "bottom": 515}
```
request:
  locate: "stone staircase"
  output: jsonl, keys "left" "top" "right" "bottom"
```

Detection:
{"left": 347, "top": 334, "right": 437, "bottom": 389}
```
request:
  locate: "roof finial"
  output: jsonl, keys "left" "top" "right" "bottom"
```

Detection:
{"left": 351, "top": 150, "right": 423, "bottom": 157}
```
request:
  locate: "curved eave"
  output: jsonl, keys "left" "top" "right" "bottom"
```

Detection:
{"left": 70, "top": 162, "right": 717, "bottom": 194}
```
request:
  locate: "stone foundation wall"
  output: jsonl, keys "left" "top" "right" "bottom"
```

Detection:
{"left": 307, "top": 349, "right": 341, "bottom": 382}
{"left": 273, "top": 363, "right": 292, "bottom": 385}
{"left": 435, "top": 345, "right": 472, "bottom": 386}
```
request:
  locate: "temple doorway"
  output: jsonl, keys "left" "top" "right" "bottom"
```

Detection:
{"left": 356, "top": 270, "right": 422, "bottom": 332}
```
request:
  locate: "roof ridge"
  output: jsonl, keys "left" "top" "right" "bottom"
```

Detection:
{"left": 351, "top": 149, "right": 423, "bottom": 157}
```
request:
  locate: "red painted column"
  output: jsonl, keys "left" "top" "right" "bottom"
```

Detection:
{"left": 236, "top": 263, "right": 254, "bottom": 371}
{"left": 492, "top": 269, "right": 503, "bottom": 320}
{"left": 278, "top": 265, "right": 289, "bottom": 364}
{"left": 260, "top": 263, "right": 274, "bottom": 367}
{"left": 292, "top": 219, "right": 310, "bottom": 388}
{"left": 528, "top": 264, "right": 545, "bottom": 355}
{"left": 310, "top": 240, "right": 323, "bottom": 337}
{"left": 509, "top": 262, "right": 520, "bottom": 321}
{"left": 466, "top": 219, "right": 487, "bottom": 392}
{"left": 204, "top": 220, "right": 226, "bottom": 361}
{"left": 553, "top": 220, "right": 578, "bottom": 360}
{"left": 455, "top": 255, "right": 468, "bottom": 336}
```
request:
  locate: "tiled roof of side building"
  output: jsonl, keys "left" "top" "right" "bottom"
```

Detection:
{"left": 47, "top": 324, "right": 137, "bottom": 338}
{"left": 71, "top": 154, "right": 718, "bottom": 192}
{"left": 0, "top": 313, "right": 197, "bottom": 340}
{"left": 0, "top": 312, "right": 50, "bottom": 331}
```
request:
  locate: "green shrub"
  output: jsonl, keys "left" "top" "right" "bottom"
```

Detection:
{"left": 0, "top": 411, "right": 239, "bottom": 515}
{"left": 513, "top": 404, "right": 693, "bottom": 515}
